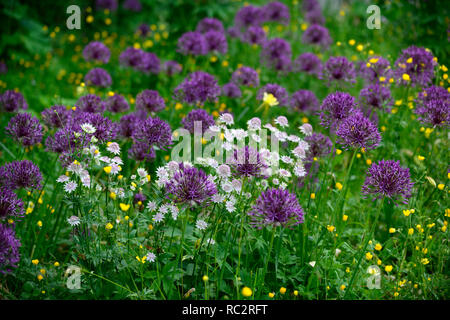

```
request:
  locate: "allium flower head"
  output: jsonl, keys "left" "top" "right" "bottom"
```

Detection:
{"left": 119, "top": 47, "right": 146, "bottom": 69}
{"left": 0, "top": 188, "right": 24, "bottom": 219}
{"left": 181, "top": 109, "right": 215, "bottom": 134}
{"left": 293, "top": 52, "right": 322, "bottom": 76}
{"left": 41, "top": 105, "right": 70, "bottom": 128}
{"left": 362, "top": 160, "right": 414, "bottom": 204}
{"left": 204, "top": 30, "right": 228, "bottom": 54}
{"left": 177, "top": 31, "right": 208, "bottom": 56}
{"left": 261, "top": 38, "right": 292, "bottom": 72}
{"left": 227, "top": 146, "right": 268, "bottom": 178}
{"left": 304, "top": 133, "right": 332, "bottom": 160}
{"left": 196, "top": 18, "right": 225, "bottom": 34}
{"left": 82, "top": 41, "right": 110, "bottom": 63}
{"left": 6, "top": 113, "right": 43, "bottom": 146}
{"left": 70, "top": 112, "right": 117, "bottom": 143}
{"left": 241, "top": 26, "right": 266, "bottom": 45}
{"left": 118, "top": 111, "right": 147, "bottom": 138}
{"left": 319, "top": 92, "right": 356, "bottom": 128}
{"left": 105, "top": 94, "right": 130, "bottom": 113}
{"left": 163, "top": 60, "right": 182, "bottom": 76}
{"left": 290, "top": 90, "right": 319, "bottom": 112}
{"left": 257, "top": 84, "right": 289, "bottom": 106}
{"left": 234, "top": 5, "right": 264, "bottom": 29}
{"left": 222, "top": 83, "right": 242, "bottom": 98}
{"left": 96, "top": 0, "right": 117, "bottom": 11}
{"left": 165, "top": 163, "right": 217, "bottom": 206}
{"left": 139, "top": 52, "right": 160, "bottom": 74}
{"left": 394, "top": 46, "right": 436, "bottom": 87}
{"left": 359, "top": 56, "right": 393, "bottom": 83}
{"left": 0, "top": 90, "right": 28, "bottom": 112}
{"left": 75, "top": 94, "right": 106, "bottom": 113}
{"left": 414, "top": 85, "right": 450, "bottom": 127}
{"left": 336, "top": 110, "right": 381, "bottom": 150}
{"left": 359, "top": 84, "right": 393, "bottom": 111}
{"left": 231, "top": 66, "right": 259, "bottom": 87}
{"left": 322, "top": 56, "right": 356, "bottom": 84}
{"left": 305, "top": 8, "right": 325, "bottom": 25}
{"left": 174, "top": 71, "right": 221, "bottom": 105}
{"left": 262, "top": 1, "right": 290, "bottom": 25}
{"left": 123, "top": 0, "right": 142, "bottom": 11}
{"left": 136, "top": 90, "right": 165, "bottom": 113}
{"left": 137, "top": 24, "right": 150, "bottom": 37}
{"left": 0, "top": 160, "right": 42, "bottom": 191}
{"left": 302, "top": 24, "right": 332, "bottom": 48}
{"left": 249, "top": 188, "right": 305, "bottom": 228}
{"left": 84, "top": 67, "right": 112, "bottom": 87}
{"left": 0, "top": 223, "right": 21, "bottom": 273}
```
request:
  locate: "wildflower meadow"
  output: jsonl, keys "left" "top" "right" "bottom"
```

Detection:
{"left": 0, "top": 0, "right": 449, "bottom": 303}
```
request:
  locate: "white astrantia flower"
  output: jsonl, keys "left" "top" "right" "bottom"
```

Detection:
{"left": 231, "top": 179, "right": 242, "bottom": 192}
{"left": 218, "top": 113, "right": 234, "bottom": 126}
{"left": 232, "top": 129, "right": 247, "bottom": 140}
{"left": 111, "top": 156, "right": 123, "bottom": 165}
{"left": 146, "top": 201, "right": 157, "bottom": 212}
{"left": 260, "top": 180, "right": 269, "bottom": 188}
{"left": 206, "top": 238, "right": 215, "bottom": 245}
{"left": 261, "top": 167, "right": 272, "bottom": 177}
{"left": 208, "top": 125, "right": 221, "bottom": 132}
{"left": 91, "top": 136, "right": 98, "bottom": 144}
{"left": 278, "top": 169, "right": 291, "bottom": 178}
{"left": 109, "top": 163, "right": 120, "bottom": 175}
{"left": 207, "top": 158, "right": 218, "bottom": 168}
{"left": 281, "top": 155, "right": 293, "bottom": 164}
{"left": 137, "top": 168, "right": 148, "bottom": 178}
{"left": 224, "top": 129, "right": 234, "bottom": 142}
{"left": 81, "top": 175, "right": 91, "bottom": 188}
{"left": 67, "top": 216, "right": 81, "bottom": 227}
{"left": 294, "top": 163, "right": 307, "bottom": 177}
{"left": 264, "top": 123, "right": 277, "bottom": 132}
{"left": 67, "top": 161, "right": 84, "bottom": 175}
{"left": 274, "top": 130, "right": 288, "bottom": 142}
{"left": 280, "top": 182, "right": 287, "bottom": 189}
{"left": 81, "top": 123, "right": 96, "bottom": 134}
{"left": 146, "top": 252, "right": 156, "bottom": 263}
{"left": 247, "top": 117, "right": 261, "bottom": 130}
{"left": 298, "top": 140, "right": 309, "bottom": 151}
{"left": 152, "top": 212, "right": 164, "bottom": 223}
{"left": 300, "top": 123, "right": 313, "bottom": 136}
{"left": 225, "top": 200, "right": 236, "bottom": 212}
{"left": 222, "top": 141, "right": 234, "bottom": 151}
{"left": 169, "top": 205, "right": 179, "bottom": 220}
{"left": 274, "top": 116, "right": 289, "bottom": 127}
{"left": 251, "top": 133, "right": 261, "bottom": 143}
{"left": 64, "top": 181, "right": 77, "bottom": 194}
{"left": 292, "top": 145, "right": 307, "bottom": 159}
{"left": 196, "top": 219, "right": 208, "bottom": 231}
{"left": 107, "top": 142, "right": 120, "bottom": 155}
{"left": 217, "top": 164, "right": 231, "bottom": 178}
{"left": 288, "top": 135, "right": 301, "bottom": 143}
{"left": 56, "top": 175, "right": 70, "bottom": 183}
{"left": 272, "top": 178, "right": 279, "bottom": 185}
{"left": 95, "top": 184, "right": 103, "bottom": 192}
{"left": 222, "top": 181, "right": 233, "bottom": 193}
{"left": 212, "top": 194, "right": 225, "bottom": 203}
{"left": 116, "top": 188, "right": 125, "bottom": 198}
{"left": 159, "top": 204, "right": 170, "bottom": 214}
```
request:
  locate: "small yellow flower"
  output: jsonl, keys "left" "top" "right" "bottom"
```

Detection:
{"left": 417, "top": 155, "right": 425, "bottom": 161}
{"left": 394, "top": 292, "right": 399, "bottom": 297}
{"left": 241, "top": 286, "right": 252, "bottom": 297}
{"left": 54, "top": 262, "right": 60, "bottom": 267}
{"left": 268, "top": 292, "right": 275, "bottom": 298}
{"left": 385, "top": 265, "right": 393, "bottom": 272}
{"left": 345, "top": 267, "right": 350, "bottom": 273}
{"left": 342, "top": 214, "right": 348, "bottom": 222}
{"left": 40, "top": 269, "right": 46, "bottom": 275}
{"left": 327, "top": 225, "right": 335, "bottom": 232}
{"left": 336, "top": 149, "right": 342, "bottom": 155}
{"left": 369, "top": 58, "right": 379, "bottom": 64}
{"left": 109, "top": 192, "right": 117, "bottom": 200}
{"left": 335, "top": 182, "right": 343, "bottom": 191}
{"left": 356, "top": 44, "right": 363, "bottom": 51}
{"left": 120, "top": 203, "right": 130, "bottom": 212}
{"left": 389, "top": 228, "right": 396, "bottom": 233}
{"left": 86, "top": 15, "right": 94, "bottom": 23}
{"left": 408, "top": 228, "right": 414, "bottom": 235}
{"left": 374, "top": 243, "right": 382, "bottom": 251}
{"left": 148, "top": 224, "right": 154, "bottom": 231}
{"left": 406, "top": 57, "right": 413, "bottom": 63}
{"left": 437, "top": 184, "right": 445, "bottom": 190}
{"left": 279, "top": 287, "right": 286, "bottom": 294}
{"left": 310, "top": 193, "right": 316, "bottom": 199}
{"left": 103, "top": 166, "right": 112, "bottom": 174}
{"left": 365, "top": 252, "right": 373, "bottom": 260}
{"left": 403, "top": 209, "right": 411, "bottom": 217}
{"left": 366, "top": 159, "right": 372, "bottom": 165}
{"left": 37, "top": 274, "right": 44, "bottom": 281}
{"left": 105, "top": 223, "right": 113, "bottom": 230}
{"left": 37, "top": 221, "right": 43, "bottom": 227}
{"left": 263, "top": 92, "right": 279, "bottom": 107}
{"left": 202, "top": 275, "right": 209, "bottom": 282}
{"left": 348, "top": 39, "right": 355, "bottom": 46}
{"left": 293, "top": 290, "right": 298, "bottom": 296}
{"left": 340, "top": 285, "right": 346, "bottom": 291}
{"left": 402, "top": 73, "right": 411, "bottom": 81}
{"left": 32, "top": 259, "right": 39, "bottom": 265}
{"left": 379, "top": 76, "right": 386, "bottom": 82}
{"left": 421, "top": 258, "right": 429, "bottom": 265}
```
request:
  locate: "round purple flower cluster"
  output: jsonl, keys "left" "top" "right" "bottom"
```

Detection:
{"left": 84, "top": 67, "right": 112, "bottom": 87}
{"left": 359, "top": 56, "right": 393, "bottom": 84}
{"left": 0, "top": 160, "right": 42, "bottom": 191}
{"left": 0, "top": 187, "right": 24, "bottom": 219}
{"left": 118, "top": 111, "right": 147, "bottom": 138}
{"left": 290, "top": 90, "right": 319, "bottom": 112}
{"left": 305, "top": 133, "right": 333, "bottom": 160}
{"left": 136, "top": 90, "right": 165, "bottom": 113}
{"left": 319, "top": 92, "right": 356, "bottom": 128}
{"left": 75, "top": 94, "right": 106, "bottom": 113}
{"left": 163, "top": 60, "right": 182, "bottom": 76}
{"left": 222, "top": 83, "right": 242, "bottom": 98}
{"left": 261, "top": 38, "right": 292, "bottom": 72}
{"left": 359, "top": 84, "right": 393, "bottom": 111}
{"left": 82, "top": 41, "right": 110, "bottom": 63}
{"left": 0, "top": 90, "right": 28, "bottom": 112}
{"left": 5, "top": 113, "right": 43, "bottom": 146}
{"left": 174, "top": 71, "right": 221, "bottom": 105}
{"left": 196, "top": 18, "right": 225, "bottom": 34}
{"left": 105, "top": 94, "right": 130, "bottom": 113}
{"left": 262, "top": 1, "right": 290, "bottom": 25}
{"left": 234, "top": 5, "right": 264, "bottom": 29}
{"left": 241, "top": 26, "right": 266, "bottom": 45}
{"left": 414, "top": 85, "right": 449, "bottom": 127}
{"left": 123, "top": 0, "right": 142, "bottom": 11}
{"left": 227, "top": 146, "right": 268, "bottom": 178}
{"left": 41, "top": 105, "right": 71, "bottom": 128}
{"left": 204, "top": 30, "right": 228, "bottom": 54}
{"left": 249, "top": 188, "right": 305, "bottom": 228}
{"left": 96, "top": 0, "right": 117, "bottom": 11}
{"left": 302, "top": 24, "right": 332, "bottom": 48}
{"left": 177, "top": 31, "right": 208, "bottom": 56}
{"left": 393, "top": 46, "right": 436, "bottom": 87}
{"left": 336, "top": 110, "right": 381, "bottom": 150}
{"left": 293, "top": 53, "right": 322, "bottom": 76}
{"left": 322, "top": 56, "right": 356, "bottom": 84}
{"left": 119, "top": 47, "right": 160, "bottom": 74}
{"left": 231, "top": 66, "right": 259, "bottom": 87}
{"left": 0, "top": 223, "right": 21, "bottom": 273}
{"left": 181, "top": 109, "right": 215, "bottom": 134}
{"left": 257, "top": 83, "right": 289, "bottom": 106}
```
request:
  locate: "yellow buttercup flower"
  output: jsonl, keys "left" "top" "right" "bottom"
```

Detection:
{"left": 279, "top": 287, "right": 286, "bottom": 294}
{"left": 374, "top": 243, "right": 382, "bottom": 251}
{"left": 103, "top": 166, "right": 112, "bottom": 174}
{"left": 342, "top": 215, "right": 348, "bottom": 222}
{"left": 310, "top": 193, "right": 316, "bottom": 199}
{"left": 263, "top": 92, "right": 278, "bottom": 107}
{"left": 335, "top": 182, "right": 343, "bottom": 190}
{"left": 365, "top": 252, "right": 373, "bottom": 260}
{"left": 268, "top": 292, "right": 275, "bottom": 298}
{"left": 241, "top": 286, "right": 252, "bottom": 297}
{"left": 402, "top": 73, "right": 411, "bottom": 81}
{"left": 105, "top": 223, "right": 113, "bottom": 230}
{"left": 120, "top": 203, "right": 130, "bottom": 212}
{"left": 32, "top": 259, "right": 39, "bottom": 265}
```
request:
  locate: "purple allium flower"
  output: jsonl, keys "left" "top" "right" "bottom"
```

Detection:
{"left": 82, "top": 41, "right": 110, "bottom": 63}
{"left": 0, "top": 223, "right": 21, "bottom": 273}
{"left": 137, "top": 24, "right": 150, "bottom": 37}
{"left": 133, "top": 192, "right": 147, "bottom": 204}
{"left": 227, "top": 146, "right": 268, "bottom": 178}
{"left": 140, "top": 52, "right": 160, "bottom": 74}
{"left": 118, "top": 111, "right": 147, "bottom": 138}
{"left": 119, "top": 47, "right": 146, "bottom": 69}
{"left": 130, "top": 116, "right": 172, "bottom": 161}
{"left": 181, "top": 109, "right": 215, "bottom": 134}
{"left": 165, "top": 163, "right": 217, "bottom": 206}
{"left": 393, "top": 46, "right": 436, "bottom": 87}
{"left": 105, "top": 94, "right": 130, "bottom": 113}
{"left": 227, "top": 26, "right": 241, "bottom": 38}
{"left": 290, "top": 90, "right": 319, "bottom": 112}
{"left": 163, "top": 60, "right": 182, "bottom": 76}
{"left": 362, "top": 160, "right": 414, "bottom": 204}
{"left": 414, "top": 85, "right": 450, "bottom": 127}
{"left": 322, "top": 56, "right": 356, "bottom": 84}
{"left": 305, "top": 133, "right": 332, "bottom": 160}
{"left": 196, "top": 18, "right": 225, "bottom": 34}
{"left": 0, "top": 62, "right": 7, "bottom": 74}
{"left": 96, "top": 0, "right": 117, "bottom": 11}
{"left": 84, "top": 67, "right": 112, "bottom": 87}
{"left": 5, "top": 113, "right": 43, "bottom": 146}
{"left": 359, "top": 84, "right": 393, "bottom": 111}
{"left": 0, "top": 160, "right": 42, "bottom": 191}
{"left": 235, "top": 5, "right": 264, "bottom": 29}
{"left": 303, "top": 0, "right": 321, "bottom": 11}
{"left": 75, "top": 94, "right": 106, "bottom": 113}
{"left": 262, "top": 1, "right": 290, "bottom": 25}
{"left": 336, "top": 110, "right": 381, "bottom": 150}
{"left": 46, "top": 127, "right": 87, "bottom": 155}
{"left": 41, "top": 105, "right": 70, "bottom": 128}
{"left": 261, "top": 38, "right": 292, "bottom": 72}
{"left": 222, "top": 83, "right": 242, "bottom": 98}
{"left": 0, "top": 90, "right": 28, "bottom": 112}
{"left": 204, "top": 30, "right": 228, "bottom": 54}
{"left": 319, "top": 92, "right": 356, "bottom": 128}
{"left": 0, "top": 188, "right": 24, "bottom": 219}
{"left": 136, "top": 90, "right": 165, "bottom": 113}
{"left": 231, "top": 66, "right": 259, "bottom": 87}
{"left": 359, "top": 56, "right": 393, "bottom": 83}
{"left": 293, "top": 52, "right": 322, "bottom": 76}
{"left": 302, "top": 24, "right": 331, "bottom": 48}
{"left": 177, "top": 31, "right": 208, "bottom": 56}
{"left": 240, "top": 26, "right": 266, "bottom": 45}
{"left": 257, "top": 83, "right": 289, "bottom": 106}
{"left": 249, "top": 188, "right": 305, "bottom": 228}
{"left": 123, "top": 0, "right": 142, "bottom": 11}
{"left": 305, "top": 8, "right": 325, "bottom": 25}
{"left": 174, "top": 71, "right": 221, "bottom": 105}
{"left": 70, "top": 112, "right": 118, "bottom": 143}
